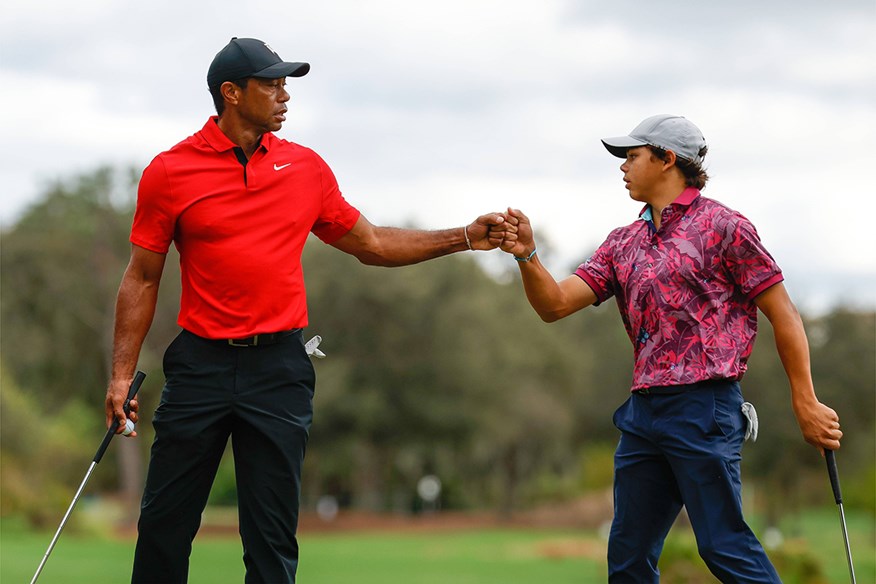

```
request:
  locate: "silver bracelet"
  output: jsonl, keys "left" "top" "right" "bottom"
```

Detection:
{"left": 463, "top": 225, "right": 472, "bottom": 250}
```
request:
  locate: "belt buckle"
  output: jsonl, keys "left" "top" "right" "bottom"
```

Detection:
{"left": 228, "top": 336, "right": 257, "bottom": 347}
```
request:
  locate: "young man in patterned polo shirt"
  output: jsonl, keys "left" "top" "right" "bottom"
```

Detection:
{"left": 498, "top": 114, "right": 844, "bottom": 582}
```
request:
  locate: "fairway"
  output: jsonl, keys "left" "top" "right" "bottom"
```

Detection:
{"left": 2, "top": 525, "right": 604, "bottom": 583}
{"left": 3, "top": 509, "right": 873, "bottom": 583}
{"left": 297, "top": 529, "right": 604, "bottom": 583}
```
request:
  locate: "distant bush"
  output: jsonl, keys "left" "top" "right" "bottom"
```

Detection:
{"left": 0, "top": 367, "right": 94, "bottom": 529}
{"left": 659, "top": 531, "right": 828, "bottom": 584}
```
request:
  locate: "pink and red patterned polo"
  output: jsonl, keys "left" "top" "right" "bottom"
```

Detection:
{"left": 575, "top": 187, "right": 783, "bottom": 391}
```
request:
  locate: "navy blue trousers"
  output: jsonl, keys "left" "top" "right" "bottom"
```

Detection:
{"left": 608, "top": 380, "right": 781, "bottom": 583}
{"left": 132, "top": 329, "right": 314, "bottom": 584}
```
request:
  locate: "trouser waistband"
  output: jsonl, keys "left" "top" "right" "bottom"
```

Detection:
{"left": 189, "top": 328, "right": 302, "bottom": 348}
{"left": 633, "top": 378, "right": 735, "bottom": 396}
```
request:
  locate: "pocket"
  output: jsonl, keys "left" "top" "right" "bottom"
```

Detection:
{"left": 612, "top": 396, "right": 634, "bottom": 431}
{"left": 161, "top": 330, "right": 186, "bottom": 375}
{"left": 276, "top": 336, "right": 316, "bottom": 397}
{"left": 711, "top": 384, "right": 744, "bottom": 439}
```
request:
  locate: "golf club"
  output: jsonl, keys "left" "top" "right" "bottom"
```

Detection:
{"left": 825, "top": 449, "right": 856, "bottom": 584}
{"left": 30, "top": 370, "right": 146, "bottom": 584}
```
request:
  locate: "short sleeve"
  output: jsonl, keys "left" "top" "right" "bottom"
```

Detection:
{"left": 574, "top": 232, "right": 620, "bottom": 304}
{"left": 309, "top": 153, "right": 361, "bottom": 243}
{"left": 721, "top": 213, "right": 783, "bottom": 299}
{"left": 130, "top": 157, "right": 175, "bottom": 254}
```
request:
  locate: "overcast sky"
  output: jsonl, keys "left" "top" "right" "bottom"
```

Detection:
{"left": 2, "top": 0, "right": 874, "bottom": 312}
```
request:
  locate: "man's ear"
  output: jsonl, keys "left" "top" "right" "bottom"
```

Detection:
{"left": 220, "top": 81, "right": 241, "bottom": 106}
{"left": 662, "top": 149, "right": 678, "bottom": 170}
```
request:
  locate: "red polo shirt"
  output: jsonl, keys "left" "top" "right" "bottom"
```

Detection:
{"left": 131, "top": 117, "right": 361, "bottom": 338}
{"left": 575, "top": 188, "right": 783, "bottom": 390}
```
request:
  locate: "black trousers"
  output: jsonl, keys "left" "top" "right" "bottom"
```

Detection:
{"left": 132, "top": 329, "right": 314, "bottom": 584}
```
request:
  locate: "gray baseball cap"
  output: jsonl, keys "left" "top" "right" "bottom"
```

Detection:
{"left": 602, "top": 114, "right": 707, "bottom": 164}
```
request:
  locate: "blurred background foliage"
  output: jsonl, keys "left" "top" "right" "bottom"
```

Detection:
{"left": 1, "top": 166, "right": 874, "bottom": 539}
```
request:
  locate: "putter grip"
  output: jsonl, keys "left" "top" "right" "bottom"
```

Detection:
{"left": 825, "top": 449, "right": 843, "bottom": 505}
{"left": 93, "top": 371, "right": 147, "bottom": 464}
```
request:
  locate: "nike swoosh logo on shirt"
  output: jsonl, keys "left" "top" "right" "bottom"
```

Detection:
{"left": 273, "top": 163, "right": 292, "bottom": 171}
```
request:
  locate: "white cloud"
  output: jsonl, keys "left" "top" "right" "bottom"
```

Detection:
{"left": 0, "top": 0, "right": 873, "bottom": 308}
{"left": 0, "top": 70, "right": 191, "bottom": 224}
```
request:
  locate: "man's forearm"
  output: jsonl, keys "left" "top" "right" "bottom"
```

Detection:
{"left": 518, "top": 257, "right": 564, "bottom": 321}
{"left": 754, "top": 283, "right": 843, "bottom": 449}
{"left": 517, "top": 258, "right": 598, "bottom": 323}
{"left": 110, "top": 273, "right": 160, "bottom": 380}
{"left": 356, "top": 226, "right": 469, "bottom": 267}
{"left": 332, "top": 213, "right": 505, "bottom": 267}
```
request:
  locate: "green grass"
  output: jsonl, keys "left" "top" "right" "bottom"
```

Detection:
{"left": 776, "top": 507, "right": 876, "bottom": 584}
{"left": 2, "top": 508, "right": 873, "bottom": 583}
{"left": 298, "top": 529, "right": 604, "bottom": 583}
{"left": 2, "top": 523, "right": 602, "bottom": 583}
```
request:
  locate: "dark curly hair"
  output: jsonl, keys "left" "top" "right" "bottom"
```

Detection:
{"left": 648, "top": 145, "right": 710, "bottom": 190}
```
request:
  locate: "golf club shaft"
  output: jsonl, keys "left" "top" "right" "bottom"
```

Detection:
{"left": 30, "top": 463, "right": 98, "bottom": 584}
{"left": 30, "top": 371, "right": 146, "bottom": 584}
{"left": 836, "top": 502, "right": 855, "bottom": 584}
{"left": 826, "top": 449, "right": 856, "bottom": 584}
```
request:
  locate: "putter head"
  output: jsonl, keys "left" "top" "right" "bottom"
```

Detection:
{"left": 305, "top": 335, "right": 326, "bottom": 359}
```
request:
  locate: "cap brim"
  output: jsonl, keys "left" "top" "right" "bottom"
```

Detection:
{"left": 254, "top": 61, "right": 310, "bottom": 79}
{"left": 601, "top": 136, "right": 648, "bottom": 158}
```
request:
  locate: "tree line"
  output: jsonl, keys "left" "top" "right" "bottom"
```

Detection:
{"left": 1, "top": 167, "right": 873, "bottom": 527}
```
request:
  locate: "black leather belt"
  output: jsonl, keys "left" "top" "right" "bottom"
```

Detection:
{"left": 223, "top": 328, "right": 301, "bottom": 347}
{"left": 634, "top": 378, "right": 733, "bottom": 396}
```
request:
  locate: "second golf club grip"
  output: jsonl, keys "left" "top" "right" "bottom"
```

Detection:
{"left": 825, "top": 449, "right": 842, "bottom": 504}
{"left": 93, "top": 371, "right": 147, "bottom": 464}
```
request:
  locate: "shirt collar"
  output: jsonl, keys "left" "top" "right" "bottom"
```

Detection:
{"left": 200, "top": 116, "right": 273, "bottom": 153}
{"left": 673, "top": 187, "right": 701, "bottom": 207}
{"left": 638, "top": 187, "right": 701, "bottom": 221}
{"left": 640, "top": 206, "right": 658, "bottom": 235}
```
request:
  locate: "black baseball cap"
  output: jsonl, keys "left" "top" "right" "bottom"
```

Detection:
{"left": 207, "top": 37, "right": 310, "bottom": 90}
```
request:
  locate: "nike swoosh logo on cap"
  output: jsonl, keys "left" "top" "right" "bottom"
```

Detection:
{"left": 274, "top": 163, "right": 292, "bottom": 171}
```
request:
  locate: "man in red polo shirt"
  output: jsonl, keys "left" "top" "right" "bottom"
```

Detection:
{"left": 105, "top": 37, "right": 508, "bottom": 583}
{"left": 498, "top": 114, "right": 843, "bottom": 582}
